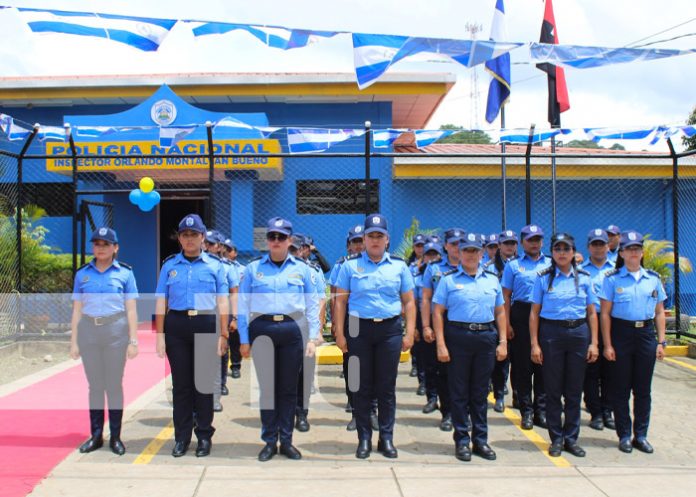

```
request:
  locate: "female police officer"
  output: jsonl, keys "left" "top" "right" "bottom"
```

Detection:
{"left": 155, "top": 214, "right": 229, "bottom": 458}
{"left": 334, "top": 213, "right": 416, "bottom": 459}
{"left": 237, "top": 217, "right": 320, "bottom": 462}
{"left": 529, "top": 233, "right": 599, "bottom": 458}
{"left": 599, "top": 230, "right": 667, "bottom": 454}
{"left": 71, "top": 227, "right": 138, "bottom": 456}
{"left": 432, "top": 233, "right": 507, "bottom": 462}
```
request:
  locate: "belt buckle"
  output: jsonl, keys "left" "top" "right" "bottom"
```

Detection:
{"left": 187, "top": 310, "right": 198, "bottom": 317}
{"left": 373, "top": 318, "right": 384, "bottom": 323}
{"left": 273, "top": 315, "right": 284, "bottom": 322}
{"left": 635, "top": 320, "right": 644, "bottom": 328}
{"left": 468, "top": 324, "right": 477, "bottom": 331}
{"left": 94, "top": 317, "right": 104, "bottom": 326}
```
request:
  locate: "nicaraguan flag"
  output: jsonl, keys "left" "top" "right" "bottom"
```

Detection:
{"left": 352, "top": 33, "right": 522, "bottom": 89}
{"left": 414, "top": 130, "right": 454, "bottom": 148}
{"left": 372, "top": 129, "right": 406, "bottom": 148}
{"left": 287, "top": 128, "right": 365, "bottom": 153}
{"left": 484, "top": 0, "right": 511, "bottom": 124}
{"left": 159, "top": 125, "right": 197, "bottom": 148}
{"left": 191, "top": 22, "right": 338, "bottom": 50}
{"left": 530, "top": 43, "right": 696, "bottom": 69}
{"left": 15, "top": 7, "right": 176, "bottom": 51}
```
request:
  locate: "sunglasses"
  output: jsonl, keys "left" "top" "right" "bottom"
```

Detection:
{"left": 266, "top": 233, "right": 288, "bottom": 242}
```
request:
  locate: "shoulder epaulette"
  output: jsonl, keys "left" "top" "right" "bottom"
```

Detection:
{"left": 308, "top": 261, "right": 321, "bottom": 271}
{"left": 509, "top": 254, "right": 518, "bottom": 261}
{"left": 77, "top": 262, "right": 90, "bottom": 271}
{"left": 162, "top": 253, "right": 177, "bottom": 264}
{"left": 604, "top": 268, "right": 620, "bottom": 277}
{"left": 538, "top": 266, "right": 554, "bottom": 276}
{"left": 335, "top": 256, "right": 346, "bottom": 265}
{"left": 208, "top": 253, "right": 223, "bottom": 262}
{"left": 219, "top": 257, "right": 231, "bottom": 265}
{"left": 442, "top": 268, "right": 457, "bottom": 277}
{"left": 483, "top": 269, "right": 498, "bottom": 277}
{"left": 483, "top": 260, "right": 495, "bottom": 269}
{"left": 390, "top": 255, "right": 405, "bottom": 262}
{"left": 346, "top": 253, "right": 360, "bottom": 260}
{"left": 118, "top": 261, "right": 133, "bottom": 270}
{"left": 294, "top": 257, "right": 308, "bottom": 265}
{"left": 577, "top": 268, "right": 590, "bottom": 276}
{"left": 247, "top": 256, "right": 262, "bottom": 264}
{"left": 646, "top": 269, "right": 660, "bottom": 278}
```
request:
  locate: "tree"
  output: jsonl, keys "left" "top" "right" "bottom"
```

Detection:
{"left": 684, "top": 105, "right": 696, "bottom": 151}
{"left": 564, "top": 140, "right": 624, "bottom": 150}
{"left": 437, "top": 124, "right": 492, "bottom": 144}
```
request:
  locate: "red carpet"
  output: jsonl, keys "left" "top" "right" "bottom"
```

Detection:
{"left": 0, "top": 328, "right": 169, "bottom": 497}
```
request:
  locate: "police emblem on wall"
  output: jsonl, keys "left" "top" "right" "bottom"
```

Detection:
{"left": 151, "top": 99, "right": 177, "bottom": 126}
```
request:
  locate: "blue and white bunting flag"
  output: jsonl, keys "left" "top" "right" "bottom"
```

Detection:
{"left": 0, "top": 114, "right": 32, "bottom": 141}
{"left": 191, "top": 22, "right": 338, "bottom": 50}
{"left": 14, "top": 7, "right": 176, "bottom": 51}
{"left": 352, "top": 33, "right": 522, "bottom": 89}
{"left": 484, "top": 0, "right": 511, "bottom": 124}
{"left": 159, "top": 125, "right": 197, "bottom": 148}
{"left": 498, "top": 128, "right": 562, "bottom": 144}
{"left": 287, "top": 128, "right": 365, "bottom": 153}
{"left": 530, "top": 43, "right": 696, "bottom": 69}
{"left": 38, "top": 125, "right": 67, "bottom": 141}
{"left": 414, "top": 130, "right": 454, "bottom": 148}
{"left": 583, "top": 126, "right": 657, "bottom": 142}
{"left": 372, "top": 129, "right": 406, "bottom": 148}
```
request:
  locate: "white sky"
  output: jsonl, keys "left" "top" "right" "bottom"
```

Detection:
{"left": 0, "top": 0, "right": 695, "bottom": 150}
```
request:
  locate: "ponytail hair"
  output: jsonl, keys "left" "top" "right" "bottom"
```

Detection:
{"left": 494, "top": 248, "right": 505, "bottom": 276}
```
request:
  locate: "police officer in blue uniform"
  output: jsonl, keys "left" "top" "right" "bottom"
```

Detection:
{"left": 606, "top": 225, "right": 621, "bottom": 264}
{"left": 334, "top": 213, "right": 416, "bottom": 459}
{"left": 408, "top": 233, "right": 427, "bottom": 377}
{"left": 155, "top": 214, "right": 230, "bottom": 458}
{"left": 237, "top": 217, "right": 320, "bottom": 462}
{"left": 529, "top": 233, "right": 599, "bottom": 458}
{"left": 420, "top": 228, "right": 465, "bottom": 431}
{"left": 599, "top": 230, "right": 667, "bottom": 454}
{"left": 432, "top": 233, "right": 507, "bottom": 462}
{"left": 501, "top": 224, "right": 551, "bottom": 430}
{"left": 222, "top": 237, "right": 245, "bottom": 380}
{"left": 70, "top": 227, "right": 139, "bottom": 456}
{"left": 482, "top": 233, "right": 499, "bottom": 265}
{"left": 483, "top": 229, "right": 518, "bottom": 412}
{"left": 581, "top": 229, "right": 616, "bottom": 431}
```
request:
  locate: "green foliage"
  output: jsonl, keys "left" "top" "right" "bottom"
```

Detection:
{"left": 393, "top": 217, "right": 440, "bottom": 259}
{"left": 683, "top": 105, "right": 696, "bottom": 151}
{"left": 0, "top": 206, "right": 73, "bottom": 293}
{"left": 642, "top": 236, "right": 692, "bottom": 285}
{"left": 565, "top": 140, "right": 624, "bottom": 150}
{"left": 437, "top": 125, "right": 492, "bottom": 144}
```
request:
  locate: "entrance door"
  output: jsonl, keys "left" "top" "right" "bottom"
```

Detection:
{"left": 158, "top": 197, "right": 207, "bottom": 264}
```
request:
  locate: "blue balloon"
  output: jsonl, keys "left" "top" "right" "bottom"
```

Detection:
{"left": 128, "top": 189, "right": 142, "bottom": 205}
{"left": 129, "top": 188, "right": 161, "bottom": 212}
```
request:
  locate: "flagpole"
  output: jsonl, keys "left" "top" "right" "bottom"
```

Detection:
{"left": 551, "top": 125, "right": 557, "bottom": 234}
{"left": 500, "top": 107, "right": 507, "bottom": 230}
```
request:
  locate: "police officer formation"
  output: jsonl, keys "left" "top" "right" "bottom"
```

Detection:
{"left": 71, "top": 215, "right": 668, "bottom": 461}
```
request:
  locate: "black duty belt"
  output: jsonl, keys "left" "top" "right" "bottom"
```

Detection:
{"left": 541, "top": 318, "right": 586, "bottom": 329}
{"left": 613, "top": 318, "right": 654, "bottom": 329}
{"left": 250, "top": 312, "right": 304, "bottom": 322}
{"left": 168, "top": 309, "right": 216, "bottom": 317}
{"left": 449, "top": 321, "right": 495, "bottom": 331}
{"left": 358, "top": 315, "right": 400, "bottom": 323}
{"left": 511, "top": 301, "right": 532, "bottom": 308}
{"left": 83, "top": 311, "right": 126, "bottom": 326}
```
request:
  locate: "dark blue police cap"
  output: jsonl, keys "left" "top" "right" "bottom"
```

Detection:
{"left": 267, "top": 217, "right": 293, "bottom": 236}
{"left": 222, "top": 238, "right": 235, "bottom": 250}
{"left": 620, "top": 230, "right": 644, "bottom": 249}
{"left": 348, "top": 224, "right": 364, "bottom": 241}
{"left": 486, "top": 233, "right": 499, "bottom": 246}
{"left": 426, "top": 234, "right": 442, "bottom": 244}
{"left": 290, "top": 235, "right": 303, "bottom": 250}
{"left": 499, "top": 229, "right": 518, "bottom": 243}
{"left": 587, "top": 228, "right": 609, "bottom": 244}
{"left": 205, "top": 230, "right": 222, "bottom": 244}
{"left": 551, "top": 232, "right": 575, "bottom": 249}
{"left": 364, "top": 213, "right": 388, "bottom": 235}
{"left": 178, "top": 214, "right": 206, "bottom": 234}
{"left": 606, "top": 224, "right": 621, "bottom": 235}
{"left": 444, "top": 227, "right": 466, "bottom": 244}
{"left": 413, "top": 233, "right": 426, "bottom": 245}
{"left": 521, "top": 224, "right": 544, "bottom": 240}
{"left": 459, "top": 232, "right": 483, "bottom": 250}
{"left": 90, "top": 227, "right": 118, "bottom": 244}
{"left": 423, "top": 241, "right": 443, "bottom": 255}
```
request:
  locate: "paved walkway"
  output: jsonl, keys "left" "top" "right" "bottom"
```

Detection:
{"left": 24, "top": 351, "right": 696, "bottom": 497}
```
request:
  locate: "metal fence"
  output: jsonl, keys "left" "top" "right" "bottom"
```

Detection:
{"left": 1, "top": 125, "right": 695, "bottom": 341}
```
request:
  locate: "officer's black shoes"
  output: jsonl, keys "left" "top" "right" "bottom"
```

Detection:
{"left": 370, "top": 412, "right": 379, "bottom": 431}
{"left": 195, "top": 439, "right": 212, "bottom": 457}
{"left": 258, "top": 443, "right": 278, "bottom": 462}
{"left": 231, "top": 369, "right": 241, "bottom": 379}
{"left": 589, "top": 415, "right": 604, "bottom": 431}
{"left": 603, "top": 413, "right": 616, "bottom": 430}
{"left": 377, "top": 439, "right": 398, "bottom": 458}
{"left": 295, "top": 415, "right": 310, "bottom": 432}
{"left": 548, "top": 442, "right": 563, "bottom": 457}
{"left": 564, "top": 441, "right": 586, "bottom": 457}
{"left": 455, "top": 443, "right": 472, "bottom": 462}
{"left": 503, "top": 385, "right": 509, "bottom": 395}
{"left": 172, "top": 441, "right": 190, "bottom": 457}
{"left": 416, "top": 383, "right": 426, "bottom": 396}
{"left": 521, "top": 413, "right": 534, "bottom": 430}
{"left": 439, "top": 415, "right": 453, "bottom": 432}
{"left": 473, "top": 443, "right": 496, "bottom": 460}
{"left": 618, "top": 439, "right": 633, "bottom": 453}
{"left": 409, "top": 366, "right": 418, "bottom": 377}
{"left": 109, "top": 438, "right": 126, "bottom": 456}
{"left": 79, "top": 436, "right": 103, "bottom": 453}
{"left": 346, "top": 416, "right": 357, "bottom": 431}
{"left": 221, "top": 385, "right": 229, "bottom": 396}
{"left": 494, "top": 398, "right": 505, "bottom": 413}
{"left": 422, "top": 399, "right": 438, "bottom": 414}
{"left": 279, "top": 443, "right": 302, "bottom": 460}
{"left": 632, "top": 438, "right": 654, "bottom": 454}
{"left": 533, "top": 412, "right": 548, "bottom": 429}
{"left": 344, "top": 401, "right": 352, "bottom": 413}
{"left": 213, "top": 401, "right": 223, "bottom": 412}
{"left": 355, "top": 440, "right": 372, "bottom": 459}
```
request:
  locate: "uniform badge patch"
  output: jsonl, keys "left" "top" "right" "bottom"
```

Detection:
{"left": 616, "top": 287, "right": 624, "bottom": 294}
{"left": 455, "top": 284, "right": 464, "bottom": 289}
{"left": 82, "top": 276, "right": 89, "bottom": 282}
{"left": 357, "top": 267, "right": 364, "bottom": 273}
{"left": 169, "top": 270, "right": 177, "bottom": 278}
{"left": 519, "top": 267, "right": 526, "bottom": 272}
{"left": 652, "top": 290, "right": 657, "bottom": 298}
{"left": 256, "top": 272, "right": 264, "bottom": 279}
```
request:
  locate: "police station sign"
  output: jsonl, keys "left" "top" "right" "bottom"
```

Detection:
{"left": 45, "top": 139, "right": 282, "bottom": 172}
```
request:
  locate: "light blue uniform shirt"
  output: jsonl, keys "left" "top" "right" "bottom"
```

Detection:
{"left": 598, "top": 267, "right": 667, "bottom": 321}
{"left": 580, "top": 258, "right": 615, "bottom": 311}
{"left": 309, "top": 262, "right": 327, "bottom": 295}
{"left": 335, "top": 251, "right": 414, "bottom": 319}
{"left": 607, "top": 248, "right": 619, "bottom": 264}
{"left": 237, "top": 254, "right": 320, "bottom": 344}
{"left": 532, "top": 268, "right": 597, "bottom": 320}
{"left": 328, "top": 258, "right": 347, "bottom": 287}
{"left": 230, "top": 260, "right": 246, "bottom": 281}
{"left": 422, "top": 258, "right": 458, "bottom": 311}
{"left": 223, "top": 259, "right": 240, "bottom": 290}
{"left": 412, "top": 265, "right": 426, "bottom": 304}
{"left": 72, "top": 260, "right": 138, "bottom": 317}
{"left": 501, "top": 253, "right": 552, "bottom": 303}
{"left": 155, "top": 252, "right": 229, "bottom": 311}
{"left": 433, "top": 267, "right": 504, "bottom": 323}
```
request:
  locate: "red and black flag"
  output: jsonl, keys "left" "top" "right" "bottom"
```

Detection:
{"left": 537, "top": 0, "right": 570, "bottom": 127}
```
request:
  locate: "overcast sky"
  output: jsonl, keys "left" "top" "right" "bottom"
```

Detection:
{"left": 1, "top": 0, "right": 695, "bottom": 150}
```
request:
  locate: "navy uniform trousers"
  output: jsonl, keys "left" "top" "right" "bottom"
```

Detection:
{"left": 539, "top": 320, "right": 590, "bottom": 444}
{"left": 510, "top": 302, "right": 546, "bottom": 416}
{"left": 491, "top": 356, "right": 510, "bottom": 401}
{"left": 412, "top": 309, "right": 427, "bottom": 388}
{"left": 164, "top": 313, "right": 217, "bottom": 443}
{"left": 77, "top": 316, "right": 128, "bottom": 439}
{"left": 445, "top": 325, "right": 497, "bottom": 447}
{"left": 346, "top": 315, "right": 403, "bottom": 441}
{"left": 421, "top": 310, "right": 451, "bottom": 416}
{"left": 609, "top": 319, "right": 657, "bottom": 442}
{"left": 296, "top": 339, "right": 316, "bottom": 418}
{"left": 250, "top": 317, "right": 304, "bottom": 445}
{"left": 583, "top": 323, "right": 612, "bottom": 419}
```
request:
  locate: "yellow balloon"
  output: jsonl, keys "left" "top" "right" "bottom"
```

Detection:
{"left": 139, "top": 177, "right": 154, "bottom": 193}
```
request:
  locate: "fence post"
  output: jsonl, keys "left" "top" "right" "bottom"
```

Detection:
{"left": 68, "top": 124, "right": 79, "bottom": 279}
{"left": 550, "top": 133, "right": 558, "bottom": 234}
{"left": 524, "top": 124, "right": 536, "bottom": 225}
{"left": 206, "top": 121, "right": 215, "bottom": 227}
{"left": 667, "top": 138, "right": 681, "bottom": 339}
{"left": 500, "top": 107, "right": 507, "bottom": 230}
{"left": 364, "top": 121, "right": 372, "bottom": 216}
